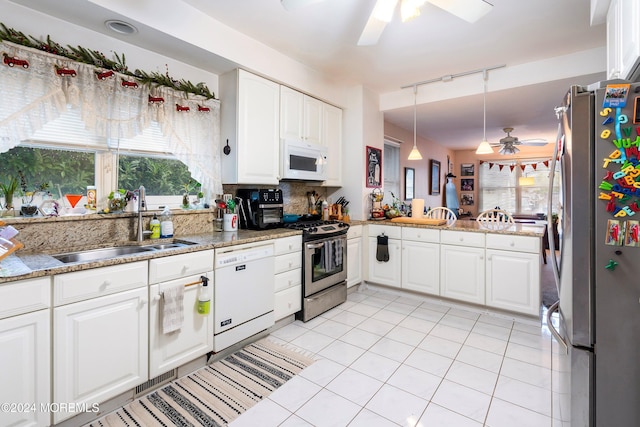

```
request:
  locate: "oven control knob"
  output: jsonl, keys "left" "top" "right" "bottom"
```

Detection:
{"left": 310, "top": 227, "right": 317, "bottom": 232}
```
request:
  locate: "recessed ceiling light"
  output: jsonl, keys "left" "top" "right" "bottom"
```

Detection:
{"left": 105, "top": 20, "right": 138, "bottom": 35}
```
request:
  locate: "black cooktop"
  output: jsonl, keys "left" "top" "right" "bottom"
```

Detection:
{"left": 284, "top": 219, "right": 349, "bottom": 240}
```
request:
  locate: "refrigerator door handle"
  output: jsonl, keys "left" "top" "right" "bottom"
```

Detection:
{"left": 548, "top": 120, "right": 563, "bottom": 288}
{"left": 547, "top": 300, "right": 568, "bottom": 354}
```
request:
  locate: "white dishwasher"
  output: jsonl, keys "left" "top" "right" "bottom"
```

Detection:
{"left": 214, "top": 243, "right": 274, "bottom": 352}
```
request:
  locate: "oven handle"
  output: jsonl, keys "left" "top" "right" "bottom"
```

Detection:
{"left": 306, "top": 242, "right": 325, "bottom": 250}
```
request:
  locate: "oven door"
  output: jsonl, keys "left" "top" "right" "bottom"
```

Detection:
{"left": 304, "top": 234, "right": 347, "bottom": 296}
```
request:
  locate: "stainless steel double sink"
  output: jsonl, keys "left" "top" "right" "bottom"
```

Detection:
{"left": 53, "top": 240, "right": 196, "bottom": 264}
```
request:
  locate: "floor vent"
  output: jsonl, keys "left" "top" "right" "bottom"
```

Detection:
{"left": 134, "top": 369, "right": 176, "bottom": 397}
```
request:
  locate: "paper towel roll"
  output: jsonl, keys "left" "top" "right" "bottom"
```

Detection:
{"left": 412, "top": 199, "right": 425, "bottom": 217}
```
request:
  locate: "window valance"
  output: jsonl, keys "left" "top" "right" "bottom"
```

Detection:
{"left": 0, "top": 40, "right": 222, "bottom": 197}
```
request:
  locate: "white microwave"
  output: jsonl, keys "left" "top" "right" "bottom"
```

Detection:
{"left": 280, "top": 139, "right": 328, "bottom": 181}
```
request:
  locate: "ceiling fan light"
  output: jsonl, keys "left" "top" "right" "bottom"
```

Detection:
{"left": 373, "top": 0, "right": 399, "bottom": 22}
{"left": 499, "top": 144, "right": 519, "bottom": 155}
{"left": 475, "top": 139, "right": 493, "bottom": 154}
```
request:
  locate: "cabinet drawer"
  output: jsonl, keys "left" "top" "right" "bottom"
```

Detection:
{"left": 274, "top": 235, "right": 302, "bottom": 255}
{"left": 347, "top": 225, "right": 363, "bottom": 239}
{"left": 149, "top": 249, "right": 214, "bottom": 284}
{"left": 402, "top": 227, "right": 440, "bottom": 243}
{"left": 275, "top": 252, "right": 302, "bottom": 274}
{"left": 441, "top": 230, "right": 485, "bottom": 248}
{"left": 486, "top": 234, "right": 541, "bottom": 253}
{"left": 275, "top": 268, "right": 302, "bottom": 292}
{"left": 367, "top": 224, "right": 402, "bottom": 239}
{"left": 274, "top": 285, "right": 301, "bottom": 320}
{"left": 54, "top": 261, "right": 148, "bottom": 306}
{"left": 0, "top": 277, "right": 51, "bottom": 319}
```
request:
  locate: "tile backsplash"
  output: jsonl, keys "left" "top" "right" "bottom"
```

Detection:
{"left": 223, "top": 181, "right": 328, "bottom": 215}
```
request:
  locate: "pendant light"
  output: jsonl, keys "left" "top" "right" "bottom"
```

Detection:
{"left": 408, "top": 85, "right": 423, "bottom": 160}
{"left": 475, "top": 69, "right": 494, "bottom": 154}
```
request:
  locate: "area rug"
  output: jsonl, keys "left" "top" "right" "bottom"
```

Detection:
{"left": 88, "top": 338, "right": 315, "bottom": 427}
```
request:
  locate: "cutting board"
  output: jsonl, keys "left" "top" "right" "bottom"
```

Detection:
{"left": 390, "top": 217, "right": 447, "bottom": 226}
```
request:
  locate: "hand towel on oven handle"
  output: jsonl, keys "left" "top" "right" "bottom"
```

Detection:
{"left": 376, "top": 234, "right": 389, "bottom": 262}
{"left": 162, "top": 284, "right": 185, "bottom": 334}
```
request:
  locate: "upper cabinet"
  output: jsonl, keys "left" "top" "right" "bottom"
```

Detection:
{"left": 607, "top": 0, "right": 640, "bottom": 80}
{"left": 322, "top": 103, "right": 343, "bottom": 186}
{"left": 280, "top": 86, "right": 322, "bottom": 145}
{"left": 220, "top": 69, "right": 281, "bottom": 185}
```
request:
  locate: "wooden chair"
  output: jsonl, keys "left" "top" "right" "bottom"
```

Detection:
{"left": 476, "top": 209, "right": 514, "bottom": 229}
{"left": 425, "top": 207, "right": 457, "bottom": 227}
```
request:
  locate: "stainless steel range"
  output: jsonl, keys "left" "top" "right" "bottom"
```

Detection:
{"left": 285, "top": 219, "right": 349, "bottom": 322}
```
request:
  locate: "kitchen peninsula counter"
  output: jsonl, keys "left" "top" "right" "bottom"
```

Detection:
{"left": 363, "top": 218, "right": 546, "bottom": 238}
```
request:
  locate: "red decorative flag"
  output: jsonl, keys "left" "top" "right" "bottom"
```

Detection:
{"left": 520, "top": 164, "right": 526, "bottom": 172}
{"left": 510, "top": 165, "right": 515, "bottom": 172}
{"left": 543, "top": 160, "right": 549, "bottom": 167}
{"left": 532, "top": 163, "right": 537, "bottom": 170}
{"left": 489, "top": 162, "right": 494, "bottom": 169}
{"left": 498, "top": 164, "right": 504, "bottom": 171}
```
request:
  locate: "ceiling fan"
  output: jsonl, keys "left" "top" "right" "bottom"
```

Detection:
{"left": 491, "top": 127, "right": 548, "bottom": 155}
{"left": 280, "top": 0, "right": 494, "bottom": 46}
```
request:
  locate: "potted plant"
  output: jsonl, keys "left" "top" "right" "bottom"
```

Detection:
{"left": 107, "top": 189, "right": 135, "bottom": 213}
{"left": 17, "top": 171, "right": 50, "bottom": 217}
{"left": 0, "top": 176, "right": 19, "bottom": 215}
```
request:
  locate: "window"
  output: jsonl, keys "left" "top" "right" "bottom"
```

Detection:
{"left": 383, "top": 139, "right": 400, "bottom": 205}
{"left": 479, "top": 160, "right": 560, "bottom": 215}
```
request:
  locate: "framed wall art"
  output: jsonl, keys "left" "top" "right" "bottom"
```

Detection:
{"left": 461, "top": 163, "right": 475, "bottom": 176}
{"left": 461, "top": 178, "right": 474, "bottom": 191}
{"left": 461, "top": 193, "right": 474, "bottom": 206}
{"left": 366, "top": 146, "right": 382, "bottom": 188}
{"left": 430, "top": 159, "right": 441, "bottom": 195}
{"left": 404, "top": 167, "right": 415, "bottom": 200}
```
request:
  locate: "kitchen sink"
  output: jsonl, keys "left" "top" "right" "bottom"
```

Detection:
{"left": 53, "top": 240, "right": 197, "bottom": 264}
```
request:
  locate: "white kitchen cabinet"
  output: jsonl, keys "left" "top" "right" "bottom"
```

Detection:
{"left": 273, "top": 235, "right": 302, "bottom": 320}
{"left": 401, "top": 227, "right": 440, "bottom": 295}
{"left": 347, "top": 225, "right": 363, "bottom": 288}
{"left": 53, "top": 286, "right": 148, "bottom": 424}
{"left": 321, "top": 102, "right": 343, "bottom": 186}
{"left": 149, "top": 272, "right": 214, "bottom": 378}
{"left": 53, "top": 264, "right": 149, "bottom": 424}
{"left": 485, "top": 234, "right": 541, "bottom": 316}
{"left": 220, "top": 69, "right": 280, "bottom": 185}
{"left": 440, "top": 231, "right": 485, "bottom": 305}
{"left": 280, "top": 86, "right": 322, "bottom": 145}
{"left": 367, "top": 224, "right": 402, "bottom": 288}
{"left": 0, "top": 277, "right": 50, "bottom": 427}
{"left": 607, "top": 0, "right": 640, "bottom": 80}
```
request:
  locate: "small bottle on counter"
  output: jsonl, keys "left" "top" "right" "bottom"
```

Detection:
{"left": 322, "top": 200, "right": 329, "bottom": 220}
{"left": 150, "top": 213, "right": 160, "bottom": 239}
{"left": 160, "top": 206, "right": 174, "bottom": 238}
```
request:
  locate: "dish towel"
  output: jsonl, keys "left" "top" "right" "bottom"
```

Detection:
{"left": 376, "top": 235, "right": 389, "bottom": 262}
{"left": 334, "top": 240, "right": 343, "bottom": 266}
{"left": 162, "top": 284, "right": 185, "bottom": 334}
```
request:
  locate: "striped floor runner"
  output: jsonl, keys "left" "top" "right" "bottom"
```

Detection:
{"left": 88, "top": 339, "right": 315, "bottom": 427}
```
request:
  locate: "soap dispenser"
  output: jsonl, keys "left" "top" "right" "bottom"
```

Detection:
{"left": 150, "top": 213, "right": 160, "bottom": 239}
{"left": 160, "top": 206, "right": 174, "bottom": 238}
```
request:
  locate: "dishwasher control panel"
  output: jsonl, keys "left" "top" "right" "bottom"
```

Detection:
{"left": 214, "top": 244, "right": 274, "bottom": 268}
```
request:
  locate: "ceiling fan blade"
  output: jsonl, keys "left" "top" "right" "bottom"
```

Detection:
{"left": 521, "top": 139, "right": 549, "bottom": 146}
{"left": 280, "top": 0, "right": 324, "bottom": 11}
{"left": 358, "top": 0, "right": 399, "bottom": 46}
{"left": 426, "top": 0, "right": 493, "bottom": 23}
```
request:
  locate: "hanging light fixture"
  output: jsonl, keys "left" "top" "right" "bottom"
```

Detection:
{"left": 475, "top": 69, "right": 494, "bottom": 155}
{"left": 408, "top": 84, "right": 423, "bottom": 160}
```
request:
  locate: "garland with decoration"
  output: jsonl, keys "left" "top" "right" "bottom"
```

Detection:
{"left": 0, "top": 22, "right": 216, "bottom": 100}
{"left": 480, "top": 159, "right": 552, "bottom": 172}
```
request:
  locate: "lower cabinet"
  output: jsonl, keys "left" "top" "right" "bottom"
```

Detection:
{"left": 368, "top": 236, "right": 402, "bottom": 288}
{"left": 0, "top": 309, "right": 50, "bottom": 427}
{"left": 149, "top": 272, "right": 214, "bottom": 378}
{"left": 273, "top": 235, "right": 302, "bottom": 321}
{"left": 486, "top": 250, "right": 541, "bottom": 316}
{"left": 53, "top": 287, "right": 149, "bottom": 424}
{"left": 440, "top": 244, "right": 485, "bottom": 305}
{"left": 402, "top": 240, "right": 440, "bottom": 295}
{"left": 347, "top": 225, "right": 363, "bottom": 288}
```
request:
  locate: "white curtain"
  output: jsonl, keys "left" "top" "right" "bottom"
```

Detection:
{"left": 0, "top": 41, "right": 222, "bottom": 198}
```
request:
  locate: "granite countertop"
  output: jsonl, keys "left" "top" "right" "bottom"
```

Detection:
{"left": 0, "top": 228, "right": 302, "bottom": 284}
{"left": 364, "top": 219, "right": 546, "bottom": 237}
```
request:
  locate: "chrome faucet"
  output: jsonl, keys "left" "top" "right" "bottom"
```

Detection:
{"left": 136, "top": 185, "right": 151, "bottom": 242}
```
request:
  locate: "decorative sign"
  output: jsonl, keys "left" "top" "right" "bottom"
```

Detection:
{"left": 430, "top": 159, "right": 440, "bottom": 195}
{"left": 366, "top": 146, "right": 382, "bottom": 188}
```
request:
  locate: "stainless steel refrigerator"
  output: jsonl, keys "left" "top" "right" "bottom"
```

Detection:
{"left": 548, "top": 81, "right": 640, "bottom": 426}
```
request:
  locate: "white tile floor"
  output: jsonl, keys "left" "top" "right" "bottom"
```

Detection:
{"left": 229, "top": 286, "right": 557, "bottom": 427}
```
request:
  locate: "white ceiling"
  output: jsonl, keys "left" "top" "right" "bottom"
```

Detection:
{"left": 9, "top": 0, "right": 608, "bottom": 151}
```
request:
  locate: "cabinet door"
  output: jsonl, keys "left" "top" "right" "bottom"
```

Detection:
{"left": 486, "top": 249, "right": 540, "bottom": 316}
{"left": 0, "top": 310, "right": 50, "bottom": 427}
{"left": 402, "top": 240, "right": 439, "bottom": 295}
{"left": 274, "top": 285, "right": 302, "bottom": 321}
{"left": 53, "top": 287, "right": 148, "bottom": 424}
{"left": 619, "top": 0, "right": 640, "bottom": 79}
{"left": 440, "top": 245, "right": 485, "bottom": 305}
{"left": 237, "top": 70, "right": 280, "bottom": 184}
{"left": 347, "top": 236, "right": 362, "bottom": 288}
{"left": 303, "top": 95, "right": 323, "bottom": 145}
{"left": 280, "top": 86, "right": 304, "bottom": 140}
{"left": 367, "top": 237, "right": 401, "bottom": 288}
{"left": 149, "top": 272, "right": 214, "bottom": 378}
{"left": 322, "top": 103, "right": 343, "bottom": 186}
